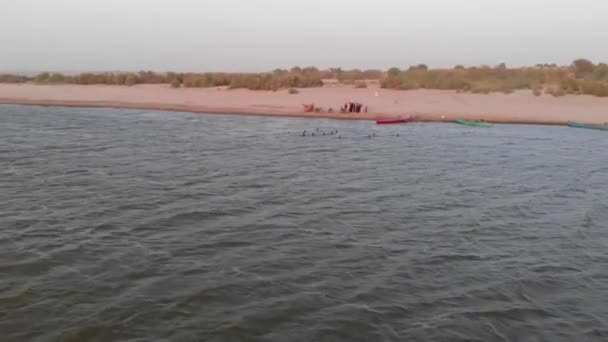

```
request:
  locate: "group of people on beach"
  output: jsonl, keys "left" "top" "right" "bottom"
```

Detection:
{"left": 341, "top": 102, "right": 367, "bottom": 113}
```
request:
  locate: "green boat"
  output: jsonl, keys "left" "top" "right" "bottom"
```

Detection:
{"left": 455, "top": 119, "right": 493, "bottom": 128}
{"left": 567, "top": 121, "right": 608, "bottom": 131}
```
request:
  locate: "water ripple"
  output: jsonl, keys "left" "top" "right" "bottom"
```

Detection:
{"left": 1, "top": 105, "right": 608, "bottom": 341}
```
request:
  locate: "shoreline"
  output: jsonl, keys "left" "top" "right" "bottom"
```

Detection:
{"left": 0, "top": 100, "right": 571, "bottom": 126}
{"left": 1, "top": 84, "right": 607, "bottom": 125}
{"left": 0, "top": 98, "right": 382, "bottom": 121}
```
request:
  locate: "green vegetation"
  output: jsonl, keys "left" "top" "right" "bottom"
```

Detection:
{"left": 228, "top": 71, "right": 323, "bottom": 90}
{"left": 170, "top": 79, "right": 181, "bottom": 88}
{"left": 333, "top": 68, "right": 383, "bottom": 83}
{"left": 0, "top": 74, "right": 30, "bottom": 83}
{"left": 15, "top": 69, "right": 324, "bottom": 91}
{"left": 124, "top": 74, "right": 138, "bottom": 86}
{"left": 354, "top": 81, "right": 368, "bottom": 88}
{"left": 1, "top": 59, "right": 607, "bottom": 96}
{"left": 381, "top": 59, "right": 608, "bottom": 97}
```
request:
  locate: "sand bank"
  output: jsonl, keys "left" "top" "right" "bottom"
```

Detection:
{"left": 1, "top": 83, "right": 607, "bottom": 125}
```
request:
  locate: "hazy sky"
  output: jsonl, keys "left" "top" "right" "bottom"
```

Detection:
{"left": 1, "top": 0, "right": 607, "bottom": 72}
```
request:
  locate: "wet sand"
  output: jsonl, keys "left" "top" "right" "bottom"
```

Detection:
{"left": 1, "top": 83, "right": 607, "bottom": 125}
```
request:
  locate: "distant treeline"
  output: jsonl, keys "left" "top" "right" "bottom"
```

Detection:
{"left": 0, "top": 74, "right": 31, "bottom": 83}
{"left": 381, "top": 59, "right": 608, "bottom": 97}
{"left": 1, "top": 59, "right": 607, "bottom": 96}
{"left": 0, "top": 67, "right": 381, "bottom": 91}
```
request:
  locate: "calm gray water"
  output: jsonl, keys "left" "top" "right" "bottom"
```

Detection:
{"left": 1, "top": 105, "right": 608, "bottom": 342}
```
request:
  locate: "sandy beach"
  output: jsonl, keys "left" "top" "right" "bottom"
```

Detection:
{"left": 1, "top": 83, "right": 607, "bottom": 125}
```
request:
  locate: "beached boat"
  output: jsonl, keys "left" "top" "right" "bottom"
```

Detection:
{"left": 376, "top": 116, "right": 414, "bottom": 125}
{"left": 567, "top": 121, "right": 608, "bottom": 131}
{"left": 455, "top": 119, "right": 493, "bottom": 128}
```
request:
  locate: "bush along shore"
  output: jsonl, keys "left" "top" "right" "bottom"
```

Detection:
{"left": 1, "top": 59, "right": 607, "bottom": 97}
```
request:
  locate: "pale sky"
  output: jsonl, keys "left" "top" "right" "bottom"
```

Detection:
{"left": 1, "top": 0, "right": 606, "bottom": 72}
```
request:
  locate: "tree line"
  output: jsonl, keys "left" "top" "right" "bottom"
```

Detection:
{"left": 0, "top": 67, "right": 380, "bottom": 90}
{"left": 1, "top": 60, "right": 607, "bottom": 96}
{"left": 381, "top": 59, "right": 608, "bottom": 97}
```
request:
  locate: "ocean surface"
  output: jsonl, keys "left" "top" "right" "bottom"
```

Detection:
{"left": 1, "top": 105, "right": 608, "bottom": 342}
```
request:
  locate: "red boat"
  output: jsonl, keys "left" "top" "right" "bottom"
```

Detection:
{"left": 376, "top": 116, "right": 414, "bottom": 125}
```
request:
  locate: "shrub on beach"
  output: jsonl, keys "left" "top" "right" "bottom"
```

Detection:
{"left": 593, "top": 64, "right": 608, "bottom": 81}
{"left": 48, "top": 73, "right": 66, "bottom": 83}
{"left": 578, "top": 80, "right": 608, "bottom": 97}
{"left": 399, "top": 80, "right": 420, "bottom": 90}
{"left": 5, "top": 59, "right": 608, "bottom": 97}
{"left": 572, "top": 59, "right": 595, "bottom": 75}
{"left": 34, "top": 72, "right": 51, "bottom": 83}
{"left": 379, "top": 59, "right": 608, "bottom": 97}
{"left": 288, "top": 88, "right": 299, "bottom": 94}
{"left": 182, "top": 75, "right": 207, "bottom": 88}
{"left": 335, "top": 69, "right": 383, "bottom": 83}
{"left": 170, "top": 79, "right": 181, "bottom": 88}
{"left": 409, "top": 64, "right": 428, "bottom": 71}
{"left": 125, "top": 74, "right": 138, "bottom": 86}
{"left": 471, "top": 84, "right": 492, "bottom": 94}
{"left": 546, "top": 87, "right": 566, "bottom": 97}
{"left": 593, "top": 84, "right": 608, "bottom": 97}
{"left": 560, "top": 78, "right": 580, "bottom": 94}
{"left": 387, "top": 67, "right": 401, "bottom": 77}
{"left": 0, "top": 74, "right": 30, "bottom": 83}
{"left": 8, "top": 70, "right": 323, "bottom": 91}
{"left": 228, "top": 72, "right": 323, "bottom": 90}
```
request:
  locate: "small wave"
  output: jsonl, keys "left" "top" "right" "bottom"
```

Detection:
{"left": 3, "top": 105, "right": 608, "bottom": 341}
{"left": 0, "top": 288, "right": 32, "bottom": 308}
{"left": 426, "top": 254, "right": 484, "bottom": 265}
{"left": 583, "top": 203, "right": 608, "bottom": 229}
{"left": 0, "top": 257, "right": 55, "bottom": 276}
{"left": 457, "top": 306, "right": 558, "bottom": 322}
{"left": 62, "top": 326, "right": 103, "bottom": 342}
{"left": 530, "top": 264, "right": 582, "bottom": 274}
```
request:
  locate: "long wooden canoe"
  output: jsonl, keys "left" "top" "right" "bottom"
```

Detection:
{"left": 455, "top": 119, "right": 493, "bottom": 128}
{"left": 567, "top": 121, "right": 608, "bottom": 131}
{"left": 376, "top": 116, "right": 414, "bottom": 125}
